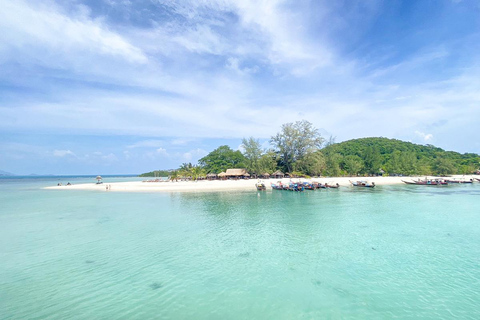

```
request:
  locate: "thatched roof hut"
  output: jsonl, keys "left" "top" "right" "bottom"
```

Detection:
{"left": 206, "top": 173, "right": 218, "bottom": 180}
{"left": 224, "top": 169, "right": 250, "bottom": 179}
{"left": 218, "top": 172, "right": 227, "bottom": 177}
{"left": 272, "top": 170, "right": 284, "bottom": 178}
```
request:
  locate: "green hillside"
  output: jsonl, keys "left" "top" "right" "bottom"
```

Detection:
{"left": 321, "top": 137, "right": 480, "bottom": 176}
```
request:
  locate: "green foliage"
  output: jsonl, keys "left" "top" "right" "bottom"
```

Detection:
{"left": 290, "top": 171, "right": 311, "bottom": 178}
{"left": 363, "top": 145, "right": 382, "bottom": 174}
{"left": 324, "top": 152, "right": 342, "bottom": 176}
{"left": 139, "top": 130, "right": 480, "bottom": 178}
{"left": 322, "top": 137, "right": 480, "bottom": 176}
{"left": 433, "top": 157, "right": 456, "bottom": 175}
{"left": 241, "top": 137, "right": 263, "bottom": 176}
{"left": 295, "top": 151, "right": 326, "bottom": 176}
{"left": 190, "top": 165, "right": 206, "bottom": 181}
{"left": 139, "top": 170, "right": 172, "bottom": 177}
{"left": 258, "top": 151, "right": 278, "bottom": 174}
{"left": 343, "top": 155, "right": 364, "bottom": 176}
{"left": 170, "top": 170, "right": 179, "bottom": 182}
{"left": 198, "top": 145, "right": 246, "bottom": 173}
{"left": 270, "top": 120, "right": 324, "bottom": 173}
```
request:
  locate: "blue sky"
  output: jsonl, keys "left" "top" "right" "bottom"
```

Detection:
{"left": 1, "top": 0, "right": 479, "bottom": 175}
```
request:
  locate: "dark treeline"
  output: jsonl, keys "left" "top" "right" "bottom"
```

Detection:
{"left": 140, "top": 121, "right": 480, "bottom": 178}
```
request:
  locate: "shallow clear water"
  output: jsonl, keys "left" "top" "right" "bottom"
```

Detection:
{"left": 1, "top": 177, "right": 480, "bottom": 319}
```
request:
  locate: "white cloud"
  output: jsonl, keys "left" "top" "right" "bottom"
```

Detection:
{"left": 1, "top": 0, "right": 480, "bottom": 175}
{"left": 156, "top": 148, "right": 169, "bottom": 156}
{"left": 415, "top": 131, "right": 434, "bottom": 142}
{"left": 53, "top": 149, "right": 76, "bottom": 157}
{"left": 127, "top": 140, "right": 164, "bottom": 149}
{"left": 0, "top": 0, "right": 147, "bottom": 67}
{"left": 182, "top": 148, "right": 208, "bottom": 162}
{"left": 226, "top": 57, "right": 259, "bottom": 75}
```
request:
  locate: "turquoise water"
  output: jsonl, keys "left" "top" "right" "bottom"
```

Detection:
{"left": 1, "top": 177, "right": 480, "bottom": 319}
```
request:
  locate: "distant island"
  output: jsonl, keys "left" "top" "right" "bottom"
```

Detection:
{"left": 0, "top": 170, "right": 14, "bottom": 177}
{"left": 139, "top": 121, "right": 480, "bottom": 179}
{"left": 139, "top": 170, "right": 173, "bottom": 178}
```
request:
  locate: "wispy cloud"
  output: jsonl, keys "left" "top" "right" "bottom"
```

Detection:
{"left": 53, "top": 150, "right": 77, "bottom": 157}
{"left": 415, "top": 131, "right": 434, "bottom": 142}
{"left": 1, "top": 0, "right": 479, "bottom": 174}
{"left": 0, "top": 0, "right": 147, "bottom": 66}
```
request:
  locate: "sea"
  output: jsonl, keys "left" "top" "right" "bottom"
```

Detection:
{"left": 1, "top": 176, "right": 479, "bottom": 319}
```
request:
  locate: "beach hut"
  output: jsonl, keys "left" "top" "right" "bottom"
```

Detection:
{"left": 272, "top": 170, "right": 284, "bottom": 179}
{"left": 218, "top": 172, "right": 227, "bottom": 180}
{"left": 261, "top": 173, "right": 270, "bottom": 179}
{"left": 95, "top": 175, "right": 103, "bottom": 184}
{"left": 206, "top": 173, "right": 218, "bottom": 180}
{"left": 225, "top": 169, "right": 249, "bottom": 179}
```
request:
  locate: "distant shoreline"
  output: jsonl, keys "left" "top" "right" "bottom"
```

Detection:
{"left": 44, "top": 175, "right": 478, "bottom": 193}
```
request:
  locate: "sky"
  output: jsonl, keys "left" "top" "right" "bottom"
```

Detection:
{"left": 1, "top": 0, "right": 480, "bottom": 175}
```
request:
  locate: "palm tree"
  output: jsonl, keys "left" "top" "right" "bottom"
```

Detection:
{"left": 170, "top": 170, "right": 179, "bottom": 182}
{"left": 191, "top": 165, "right": 205, "bottom": 181}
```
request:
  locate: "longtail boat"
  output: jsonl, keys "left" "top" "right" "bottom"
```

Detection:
{"left": 311, "top": 182, "right": 320, "bottom": 189}
{"left": 445, "top": 179, "right": 473, "bottom": 184}
{"left": 350, "top": 180, "right": 375, "bottom": 188}
{"left": 302, "top": 182, "right": 316, "bottom": 190}
{"left": 402, "top": 179, "right": 448, "bottom": 185}
{"left": 325, "top": 183, "right": 340, "bottom": 188}
{"left": 271, "top": 181, "right": 283, "bottom": 190}
{"left": 255, "top": 182, "right": 266, "bottom": 190}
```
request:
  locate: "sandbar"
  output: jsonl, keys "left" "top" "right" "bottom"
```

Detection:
{"left": 44, "top": 175, "right": 478, "bottom": 193}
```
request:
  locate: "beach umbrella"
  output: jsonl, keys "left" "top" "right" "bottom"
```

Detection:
{"left": 96, "top": 175, "right": 102, "bottom": 181}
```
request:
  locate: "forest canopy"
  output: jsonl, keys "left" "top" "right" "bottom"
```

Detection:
{"left": 140, "top": 122, "right": 480, "bottom": 178}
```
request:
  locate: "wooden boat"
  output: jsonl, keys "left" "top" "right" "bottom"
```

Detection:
{"left": 271, "top": 181, "right": 285, "bottom": 190}
{"left": 311, "top": 182, "right": 321, "bottom": 189}
{"left": 350, "top": 180, "right": 375, "bottom": 188}
{"left": 476, "top": 178, "right": 480, "bottom": 182}
{"left": 445, "top": 179, "right": 473, "bottom": 184}
{"left": 302, "top": 182, "right": 316, "bottom": 190}
{"left": 288, "top": 183, "right": 304, "bottom": 192}
{"left": 325, "top": 183, "right": 340, "bottom": 189}
{"left": 402, "top": 179, "right": 448, "bottom": 185}
{"left": 255, "top": 183, "right": 266, "bottom": 191}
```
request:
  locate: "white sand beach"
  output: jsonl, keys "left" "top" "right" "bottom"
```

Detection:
{"left": 45, "top": 175, "right": 478, "bottom": 193}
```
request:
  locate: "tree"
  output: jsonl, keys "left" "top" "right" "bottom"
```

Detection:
{"left": 388, "top": 150, "right": 402, "bottom": 175}
{"left": 241, "top": 137, "right": 263, "bottom": 177}
{"left": 198, "top": 145, "right": 246, "bottom": 173}
{"left": 295, "top": 151, "right": 326, "bottom": 176}
{"left": 434, "top": 157, "right": 456, "bottom": 175}
{"left": 324, "top": 135, "right": 336, "bottom": 147}
{"left": 399, "top": 152, "right": 417, "bottom": 175}
{"left": 324, "top": 152, "right": 342, "bottom": 176}
{"left": 258, "top": 151, "right": 278, "bottom": 174}
{"left": 343, "top": 155, "right": 364, "bottom": 176}
{"left": 169, "top": 170, "right": 179, "bottom": 182}
{"left": 364, "top": 145, "right": 382, "bottom": 175}
{"left": 270, "top": 120, "right": 324, "bottom": 173}
{"left": 190, "top": 165, "right": 205, "bottom": 181}
{"left": 179, "top": 162, "right": 193, "bottom": 179}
